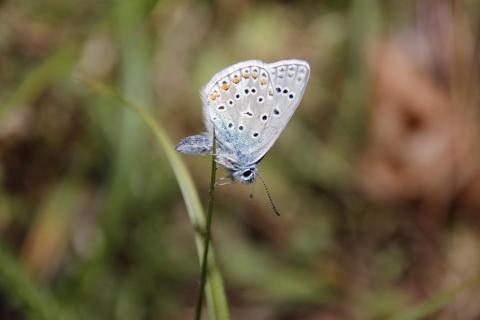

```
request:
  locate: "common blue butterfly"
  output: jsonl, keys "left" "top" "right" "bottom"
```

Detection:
{"left": 176, "top": 59, "right": 310, "bottom": 184}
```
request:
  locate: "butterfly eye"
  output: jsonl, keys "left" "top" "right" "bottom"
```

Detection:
{"left": 235, "top": 93, "right": 241, "bottom": 99}
{"left": 228, "top": 122, "right": 234, "bottom": 128}
{"left": 251, "top": 88, "right": 257, "bottom": 94}
{"left": 261, "top": 113, "right": 268, "bottom": 122}
{"left": 273, "top": 108, "right": 280, "bottom": 116}
{"left": 228, "top": 99, "right": 234, "bottom": 105}
{"left": 276, "top": 87, "right": 281, "bottom": 93}
{"left": 238, "top": 125, "right": 244, "bottom": 131}
{"left": 217, "top": 105, "right": 226, "bottom": 111}
{"left": 244, "top": 88, "right": 249, "bottom": 95}
{"left": 288, "top": 93, "right": 295, "bottom": 100}
{"left": 257, "top": 96, "right": 264, "bottom": 103}
{"left": 242, "top": 170, "right": 252, "bottom": 178}
{"left": 282, "top": 88, "right": 289, "bottom": 94}
{"left": 252, "top": 132, "right": 259, "bottom": 138}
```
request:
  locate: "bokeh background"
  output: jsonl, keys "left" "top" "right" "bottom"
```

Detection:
{"left": 1, "top": 0, "right": 480, "bottom": 319}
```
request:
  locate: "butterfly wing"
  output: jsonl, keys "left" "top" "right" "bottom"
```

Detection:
{"left": 248, "top": 59, "right": 310, "bottom": 162}
{"left": 202, "top": 59, "right": 309, "bottom": 167}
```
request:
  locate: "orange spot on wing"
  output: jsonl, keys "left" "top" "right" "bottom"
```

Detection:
{"left": 209, "top": 91, "right": 220, "bottom": 101}
{"left": 232, "top": 77, "right": 240, "bottom": 84}
{"left": 221, "top": 83, "right": 230, "bottom": 90}
{"left": 259, "top": 79, "right": 267, "bottom": 85}
{"left": 242, "top": 73, "right": 249, "bottom": 78}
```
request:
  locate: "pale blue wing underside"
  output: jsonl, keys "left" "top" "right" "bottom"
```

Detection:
{"left": 201, "top": 59, "right": 310, "bottom": 167}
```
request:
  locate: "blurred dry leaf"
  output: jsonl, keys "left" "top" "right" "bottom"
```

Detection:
{"left": 357, "top": 2, "right": 480, "bottom": 300}
{"left": 358, "top": 17, "right": 479, "bottom": 211}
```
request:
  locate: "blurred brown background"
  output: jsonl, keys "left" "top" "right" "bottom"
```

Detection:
{"left": 0, "top": 0, "right": 480, "bottom": 319}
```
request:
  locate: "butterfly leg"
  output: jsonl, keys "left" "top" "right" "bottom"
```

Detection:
{"left": 213, "top": 153, "right": 238, "bottom": 170}
{"left": 215, "top": 176, "right": 234, "bottom": 186}
{"left": 175, "top": 133, "right": 212, "bottom": 155}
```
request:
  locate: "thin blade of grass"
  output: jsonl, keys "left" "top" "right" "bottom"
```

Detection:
{"left": 82, "top": 78, "right": 230, "bottom": 320}
{"left": 195, "top": 132, "right": 217, "bottom": 320}
{"left": 0, "top": 43, "right": 78, "bottom": 115}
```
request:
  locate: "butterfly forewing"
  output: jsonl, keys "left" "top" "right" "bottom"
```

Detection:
{"left": 202, "top": 59, "right": 309, "bottom": 167}
{"left": 203, "top": 61, "right": 275, "bottom": 159}
{"left": 203, "top": 61, "right": 261, "bottom": 136}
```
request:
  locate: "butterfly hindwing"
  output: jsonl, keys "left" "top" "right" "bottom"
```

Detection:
{"left": 248, "top": 59, "right": 310, "bottom": 162}
{"left": 201, "top": 59, "right": 309, "bottom": 167}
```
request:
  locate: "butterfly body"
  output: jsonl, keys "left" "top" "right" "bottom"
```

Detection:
{"left": 176, "top": 59, "right": 310, "bottom": 183}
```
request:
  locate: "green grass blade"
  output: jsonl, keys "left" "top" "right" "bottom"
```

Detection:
{"left": 0, "top": 43, "right": 78, "bottom": 115}
{"left": 83, "top": 79, "right": 231, "bottom": 320}
{"left": 195, "top": 132, "right": 217, "bottom": 320}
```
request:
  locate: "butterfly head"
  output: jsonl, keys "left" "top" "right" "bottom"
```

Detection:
{"left": 232, "top": 166, "right": 257, "bottom": 184}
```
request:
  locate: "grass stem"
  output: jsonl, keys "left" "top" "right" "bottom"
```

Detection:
{"left": 195, "top": 132, "right": 217, "bottom": 320}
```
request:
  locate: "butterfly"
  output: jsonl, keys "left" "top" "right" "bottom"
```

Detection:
{"left": 176, "top": 59, "right": 310, "bottom": 184}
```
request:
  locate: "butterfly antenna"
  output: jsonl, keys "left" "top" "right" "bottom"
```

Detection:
{"left": 257, "top": 174, "right": 280, "bottom": 216}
